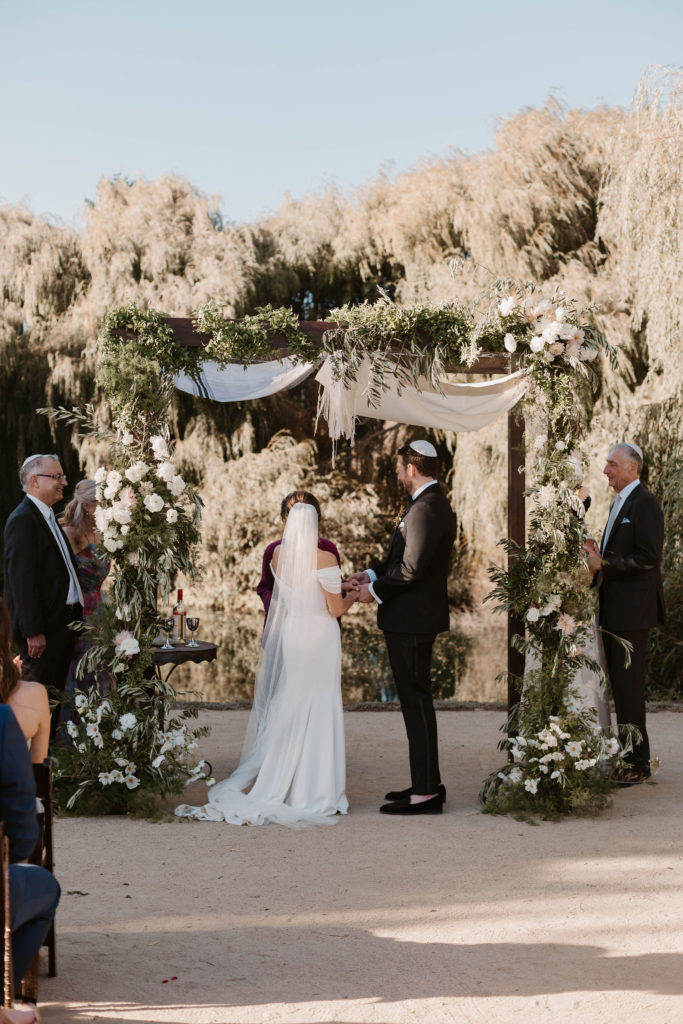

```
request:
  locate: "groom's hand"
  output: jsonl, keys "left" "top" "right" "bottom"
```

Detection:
{"left": 346, "top": 571, "right": 370, "bottom": 587}
{"left": 357, "top": 584, "right": 375, "bottom": 604}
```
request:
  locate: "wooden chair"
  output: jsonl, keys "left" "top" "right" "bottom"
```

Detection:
{"left": 0, "top": 823, "right": 12, "bottom": 1008}
{"left": 18, "top": 760, "right": 57, "bottom": 1004}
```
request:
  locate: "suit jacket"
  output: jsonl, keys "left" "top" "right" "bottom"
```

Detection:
{"left": 3, "top": 496, "right": 78, "bottom": 644}
{"left": 598, "top": 483, "right": 665, "bottom": 632}
{"left": 0, "top": 705, "right": 39, "bottom": 862}
{"left": 371, "top": 484, "right": 456, "bottom": 634}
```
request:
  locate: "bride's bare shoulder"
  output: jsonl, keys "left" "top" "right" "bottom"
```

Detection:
{"left": 317, "top": 548, "right": 338, "bottom": 569}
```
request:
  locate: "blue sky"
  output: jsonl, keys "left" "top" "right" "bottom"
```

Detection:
{"left": 1, "top": 0, "right": 680, "bottom": 226}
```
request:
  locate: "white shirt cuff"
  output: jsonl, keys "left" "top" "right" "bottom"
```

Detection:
{"left": 366, "top": 568, "right": 377, "bottom": 583}
{"left": 368, "top": 581, "right": 382, "bottom": 605}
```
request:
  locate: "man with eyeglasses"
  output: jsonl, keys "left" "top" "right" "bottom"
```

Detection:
{"left": 3, "top": 455, "right": 83, "bottom": 727}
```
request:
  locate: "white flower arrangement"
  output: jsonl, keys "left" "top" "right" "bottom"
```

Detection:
{"left": 54, "top": 684, "right": 210, "bottom": 813}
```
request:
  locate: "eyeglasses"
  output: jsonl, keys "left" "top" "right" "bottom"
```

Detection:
{"left": 35, "top": 473, "right": 67, "bottom": 481}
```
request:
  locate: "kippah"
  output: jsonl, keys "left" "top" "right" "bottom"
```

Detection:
{"left": 20, "top": 454, "right": 49, "bottom": 469}
{"left": 409, "top": 440, "right": 437, "bottom": 458}
{"left": 622, "top": 441, "right": 643, "bottom": 461}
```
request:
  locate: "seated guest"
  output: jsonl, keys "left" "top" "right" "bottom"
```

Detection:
{"left": 0, "top": 704, "right": 60, "bottom": 1023}
{"left": 257, "top": 491, "right": 341, "bottom": 619}
{"left": 0, "top": 600, "right": 49, "bottom": 764}
{"left": 59, "top": 480, "right": 112, "bottom": 698}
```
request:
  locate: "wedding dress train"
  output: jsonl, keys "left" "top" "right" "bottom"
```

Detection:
{"left": 176, "top": 504, "right": 347, "bottom": 827}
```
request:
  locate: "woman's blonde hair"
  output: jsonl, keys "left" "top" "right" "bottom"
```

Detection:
{"left": 59, "top": 479, "right": 97, "bottom": 549}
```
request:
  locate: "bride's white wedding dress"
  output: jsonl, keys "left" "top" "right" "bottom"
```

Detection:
{"left": 176, "top": 503, "right": 347, "bottom": 828}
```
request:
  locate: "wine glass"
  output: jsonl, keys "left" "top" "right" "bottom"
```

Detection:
{"left": 186, "top": 617, "right": 200, "bottom": 647}
{"left": 161, "top": 617, "right": 174, "bottom": 649}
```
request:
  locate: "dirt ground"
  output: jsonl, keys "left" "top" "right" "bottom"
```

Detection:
{"left": 37, "top": 708, "right": 683, "bottom": 1024}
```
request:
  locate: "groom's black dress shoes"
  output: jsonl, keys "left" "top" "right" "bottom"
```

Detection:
{"left": 379, "top": 793, "right": 444, "bottom": 815}
{"left": 385, "top": 783, "right": 446, "bottom": 803}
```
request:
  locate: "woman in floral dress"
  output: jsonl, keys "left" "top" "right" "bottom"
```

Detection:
{"left": 60, "top": 480, "right": 112, "bottom": 697}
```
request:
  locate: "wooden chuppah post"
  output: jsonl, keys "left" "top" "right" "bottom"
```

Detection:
{"left": 145, "top": 317, "right": 525, "bottom": 713}
{"left": 507, "top": 405, "right": 526, "bottom": 714}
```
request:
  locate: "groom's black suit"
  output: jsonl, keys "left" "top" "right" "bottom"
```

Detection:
{"left": 3, "top": 496, "right": 81, "bottom": 692}
{"left": 597, "top": 482, "right": 665, "bottom": 773}
{"left": 371, "top": 483, "right": 456, "bottom": 794}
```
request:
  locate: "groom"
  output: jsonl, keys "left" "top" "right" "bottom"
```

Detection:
{"left": 348, "top": 440, "right": 456, "bottom": 815}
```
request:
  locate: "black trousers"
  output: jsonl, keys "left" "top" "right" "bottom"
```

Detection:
{"left": 602, "top": 628, "right": 650, "bottom": 773}
{"left": 20, "top": 604, "right": 81, "bottom": 735}
{"left": 384, "top": 631, "right": 441, "bottom": 794}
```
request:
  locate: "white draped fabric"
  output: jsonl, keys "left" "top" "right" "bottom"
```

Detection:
{"left": 315, "top": 357, "right": 528, "bottom": 443}
{"left": 172, "top": 354, "right": 527, "bottom": 438}
{"left": 173, "top": 357, "right": 315, "bottom": 402}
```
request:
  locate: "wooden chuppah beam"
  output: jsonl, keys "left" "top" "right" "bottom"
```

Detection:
{"left": 152, "top": 316, "right": 524, "bottom": 712}
{"left": 145, "top": 317, "right": 510, "bottom": 374}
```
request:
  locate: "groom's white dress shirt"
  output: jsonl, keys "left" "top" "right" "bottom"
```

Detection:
{"left": 366, "top": 480, "right": 438, "bottom": 604}
{"left": 601, "top": 478, "right": 640, "bottom": 554}
{"left": 27, "top": 494, "right": 84, "bottom": 605}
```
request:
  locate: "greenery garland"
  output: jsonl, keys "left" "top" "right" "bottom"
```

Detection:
{"left": 64, "top": 284, "right": 626, "bottom": 818}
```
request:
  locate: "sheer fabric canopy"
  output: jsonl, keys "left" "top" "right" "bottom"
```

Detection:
{"left": 173, "top": 355, "right": 527, "bottom": 439}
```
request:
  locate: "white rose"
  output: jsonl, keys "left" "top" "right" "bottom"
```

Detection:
{"left": 106, "top": 470, "right": 122, "bottom": 488}
{"left": 111, "top": 501, "right": 131, "bottom": 525}
{"left": 94, "top": 467, "right": 107, "bottom": 484}
{"left": 143, "top": 493, "right": 165, "bottom": 514}
{"left": 529, "top": 336, "right": 544, "bottom": 354}
{"left": 170, "top": 475, "right": 186, "bottom": 496}
{"left": 103, "top": 538, "right": 118, "bottom": 552}
{"left": 526, "top": 607, "right": 540, "bottom": 623}
{"left": 156, "top": 461, "right": 176, "bottom": 483}
{"left": 499, "top": 296, "right": 516, "bottom": 316}
{"left": 111, "top": 729, "right": 123, "bottom": 740}
{"left": 114, "top": 630, "right": 140, "bottom": 657}
{"left": 554, "top": 306, "right": 567, "bottom": 322}
{"left": 166, "top": 508, "right": 179, "bottom": 524}
{"left": 103, "top": 484, "right": 120, "bottom": 501}
{"left": 503, "top": 333, "right": 517, "bottom": 353}
{"left": 95, "top": 507, "right": 109, "bottom": 532}
{"left": 126, "top": 461, "right": 149, "bottom": 484}
{"left": 118, "top": 713, "right": 137, "bottom": 732}
{"left": 548, "top": 341, "right": 565, "bottom": 356}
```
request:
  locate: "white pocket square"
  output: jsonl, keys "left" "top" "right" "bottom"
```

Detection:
{"left": 621, "top": 517, "right": 631, "bottom": 524}
{"left": 398, "top": 522, "right": 405, "bottom": 530}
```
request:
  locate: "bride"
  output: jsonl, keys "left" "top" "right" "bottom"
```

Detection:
{"left": 176, "top": 500, "right": 358, "bottom": 827}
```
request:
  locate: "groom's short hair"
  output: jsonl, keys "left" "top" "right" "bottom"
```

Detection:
{"left": 397, "top": 443, "right": 438, "bottom": 479}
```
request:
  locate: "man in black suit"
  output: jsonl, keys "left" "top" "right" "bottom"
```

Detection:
{"left": 3, "top": 454, "right": 83, "bottom": 709}
{"left": 584, "top": 442, "right": 665, "bottom": 785}
{"left": 1, "top": 703, "right": 61, "bottom": 996}
{"left": 348, "top": 441, "right": 456, "bottom": 815}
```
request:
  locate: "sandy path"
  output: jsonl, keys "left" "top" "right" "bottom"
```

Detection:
{"left": 37, "top": 709, "right": 683, "bottom": 1024}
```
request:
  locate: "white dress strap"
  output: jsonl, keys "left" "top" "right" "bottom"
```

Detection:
{"left": 316, "top": 566, "right": 342, "bottom": 594}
